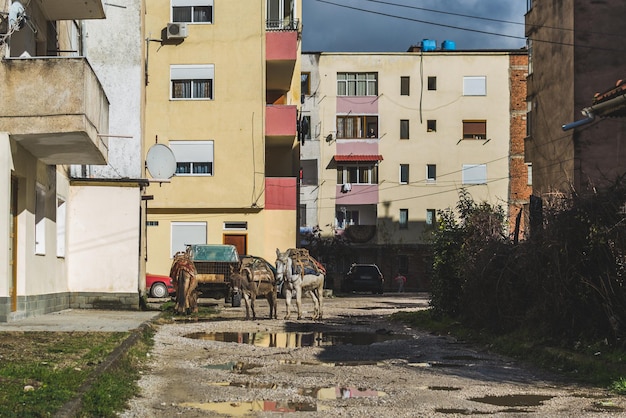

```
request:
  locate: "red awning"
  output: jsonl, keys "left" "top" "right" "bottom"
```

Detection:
{"left": 334, "top": 154, "right": 383, "bottom": 162}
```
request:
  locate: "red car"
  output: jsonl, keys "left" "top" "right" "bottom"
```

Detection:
{"left": 146, "top": 273, "right": 175, "bottom": 298}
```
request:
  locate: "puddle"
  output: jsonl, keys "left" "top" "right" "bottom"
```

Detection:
{"left": 279, "top": 359, "right": 382, "bottom": 367}
{"left": 203, "top": 362, "right": 261, "bottom": 373}
{"left": 180, "top": 400, "right": 316, "bottom": 415}
{"left": 442, "top": 355, "right": 481, "bottom": 361}
{"left": 429, "top": 362, "right": 466, "bottom": 368}
{"left": 587, "top": 400, "right": 625, "bottom": 413}
{"left": 204, "top": 382, "right": 384, "bottom": 401}
{"left": 470, "top": 394, "right": 553, "bottom": 407}
{"left": 429, "top": 386, "right": 462, "bottom": 391}
{"left": 435, "top": 409, "right": 489, "bottom": 415}
{"left": 299, "top": 386, "right": 387, "bottom": 400}
{"left": 184, "top": 331, "right": 410, "bottom": 347}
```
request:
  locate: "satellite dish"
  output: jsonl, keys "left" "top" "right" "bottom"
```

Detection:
{"left": 8, "top": 1, "right": 25, "bottom": 30}
{"left": 146, "top": 143, "right": 176, "bottom": 179}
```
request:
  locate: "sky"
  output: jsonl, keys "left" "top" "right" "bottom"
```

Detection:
{"left": 301, "top": 0, "right": 528, "bottom": 53}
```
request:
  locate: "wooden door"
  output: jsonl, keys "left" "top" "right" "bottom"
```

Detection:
{"left": 223, "top": 234, "right": 247, "bottom": 255}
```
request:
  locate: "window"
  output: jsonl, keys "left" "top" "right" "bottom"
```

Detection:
{"left": 426, "top": 209, "right": 436, "bottom": 226}
{"left": 299, "top": 204, "right": 307, "bottom": 227}
{"left": 337, "top": 72, "right": 377, "bottom": 96}
{"left": 298, "top": 115, "right": 311, "bottom": 143}
{"left": 172, "top": 0, "right": 213, "bottom": 23}
{"left": 337, "top": 164, "right": 379, "bottom": 185}
{"left": 399, "top": 164, "right": 409, "bottom": 184}
{"left": 526, "top": 163, "right": 533, "bottom": 185}
{"left": 56, "top": 197, "right": 66, "bottom": 258}
{"left": 267, "top": 0, "right": 296, "bottom": 29}
{"left": 400, "top": 119, "right": 409, "bottom": 139}
{"left": 35, "top": 183, "right": 46, "bottom": 255}
{"left": 427, "top": 164, "right": 436, "bottom": 182}
{"left": 171, "top": 65, "right": 214, "bottom": 100}
{"left": 336, "top": 208, "right": 359, "bottom": 229}
{"left": 526, "top": 100, "right": 533, "bottom": 137}
{"left": 462, "top": 164, "right": 487, "bottom": 184}
{"left": 400, "top": 76, "right": 410, "bottom": 95}
{"left": 171, "top": 221, "right": 206, "bottom": 256}
{"left": 170, "top": 140, "right": 214, "bottom": 175}
{"left": 336, "top": 115, "right": 378, "bottom": 139}
{"left": 427, "top": 76, "right": 437, "bottom": 90}
{"left": 463, "top": 120, "right": 487, "bottom": 139}
{"left": 463, "top": 76, "right": 486, "bottom": 96}
{"left": 399, "top": 209, "right": 408, "bottom": 229}
{"left": 224, "top": 222, "right": 247, "bottom": 230}
{"left": 427, "top": 120, "right": 437, "bottom": 132}
{"left": 301, "top": 72, "right": 310, "bottom": 95}
{"left": 300, "top": 159, "right": 318, "bottom": 186}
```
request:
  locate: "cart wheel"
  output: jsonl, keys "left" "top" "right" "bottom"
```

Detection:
{"left": 232, "top": 292, "right": 242, "bottom": 307}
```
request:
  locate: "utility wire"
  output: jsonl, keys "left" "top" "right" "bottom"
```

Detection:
{"left": 313, "top": 0, "right": 626, "bottom": 53}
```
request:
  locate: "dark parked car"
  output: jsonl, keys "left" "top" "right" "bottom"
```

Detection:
{"left": 146, "top": 273, "right": 175, "bottom": 298}
{"left": 342, "top": 264, "right": 384, "bottom": 294}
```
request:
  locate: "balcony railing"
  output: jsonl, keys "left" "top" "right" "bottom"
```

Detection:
{"left": 266, "top": 18, "right": 299, "bottom": 31}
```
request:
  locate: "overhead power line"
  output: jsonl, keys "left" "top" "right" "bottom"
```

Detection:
{"left": 313, "top": 0, "right": 626, "bottom": 53}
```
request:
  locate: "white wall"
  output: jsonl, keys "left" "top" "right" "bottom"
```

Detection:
{"left": 67, "top": 185, "right": 141, "bottom": 293}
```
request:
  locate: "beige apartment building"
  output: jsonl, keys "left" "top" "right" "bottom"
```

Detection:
{"left": 0, "top": 1, "right": 149, "bottom": 321}
{"left": 300, "top": 45, "right": 529, "bottom": 291}
{"left": 143, "top": 0, "right": 302, "bottom": 276}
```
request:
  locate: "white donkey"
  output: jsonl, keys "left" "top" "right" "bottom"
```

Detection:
{"left": 275, "top": 248, "right": 324, "bottom": 320}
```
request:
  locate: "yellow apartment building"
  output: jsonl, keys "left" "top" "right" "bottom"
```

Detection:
{"left": 144, "top": 0, "right": 302, "bottom": 276}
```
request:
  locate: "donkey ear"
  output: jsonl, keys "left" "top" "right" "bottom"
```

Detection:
{"left": 276, "top": 248, "right": 280, "bottom": 257}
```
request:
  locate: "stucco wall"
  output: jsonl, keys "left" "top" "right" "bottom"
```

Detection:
{"left": 67, "top": 185, "right": 141, "bottom": 294}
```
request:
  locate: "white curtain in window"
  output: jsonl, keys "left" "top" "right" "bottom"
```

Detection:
{"left": 462, "top": 164, "right": 487, "bottom": 184}
{"left": 170, "top": 140, "right": 213, "bottom": 163}
{"left": 463, "top": 76, "right": 486, "bottom": 96}
{"left": 171, "top": 64, "right": 214, "bottom": 80}
{"left": 172, "top": 0, "right": 212, "bottom": 6}
{"left": 171, "top": 222, "right": 207, "bottom": 256}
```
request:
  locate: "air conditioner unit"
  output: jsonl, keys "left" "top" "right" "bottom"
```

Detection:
{"left": 166, "top": 22, "right": 188, "bottom": 39}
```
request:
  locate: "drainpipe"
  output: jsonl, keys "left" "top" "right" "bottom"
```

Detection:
{"left": 562, "top": 92, "right": 626, "bottom": 131}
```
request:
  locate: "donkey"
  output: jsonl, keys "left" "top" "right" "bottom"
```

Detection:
{"left": 230, "top": 264, "right": 277, "bottom": 320}
{"left": 169, "top": 250, "right": 198, "bottom": 315}
{"left": 275, "top": 248, "right": 324, "bottom": 320}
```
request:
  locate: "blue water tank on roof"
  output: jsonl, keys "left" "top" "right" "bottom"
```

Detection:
{"left": 442, "top": 40, "right": 456, "bottom": 51}
{"left": 421, "top": 39, "right": 436, "bottom": 52}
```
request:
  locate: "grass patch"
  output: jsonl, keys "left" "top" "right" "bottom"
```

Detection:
{"left": 80, "top": 326, "right": 155, "bottom": 417}
{"left": 0, "top": 331, "right": 128, "bottom": 417}
{"left": 391, "top": 309, "right": 626, "bottom": 391}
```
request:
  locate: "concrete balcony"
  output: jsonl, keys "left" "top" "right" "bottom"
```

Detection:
{"left": 265, "top": 105, "right": 297, "bottom": 147}
{"left": 40, "top": 0, "right": 105, "bottom": 20}
{"left": 0, "top": 57, "right": 109, "bottom": 165}
{"left": 266, "top": 30, "right": 298, "bottom": 94}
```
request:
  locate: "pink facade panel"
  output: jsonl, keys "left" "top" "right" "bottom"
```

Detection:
{"left": 336, "top": 96, "right": 379, "bottom": 114}
{"left": 266, "top": 105, "right": 297, "bottom": 136}
{"left": 336, "top": 142, "right": 379, "bottom": 155}
{"left": 265, "top": 177, "right": 297, "bottom": 210}
{"left": 335, "top": 184, "right": 378, "bottom": 204}
{"left": 266, "top": 31, "right": 298, "bottom": 61}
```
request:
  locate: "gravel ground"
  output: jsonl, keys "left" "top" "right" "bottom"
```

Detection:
{"left": 120, "top": 293, "right": 625, "bottom": 417}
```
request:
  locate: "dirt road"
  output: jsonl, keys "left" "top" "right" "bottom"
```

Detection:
{"left": 121, "top": 293, "right": 625, "bottom": 417}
